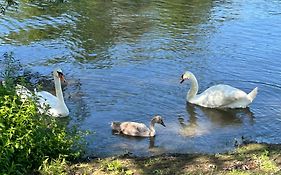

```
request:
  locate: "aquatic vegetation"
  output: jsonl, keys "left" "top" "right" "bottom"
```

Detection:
{"left": 0, "top": 0, "right": 17, "bottom": 14}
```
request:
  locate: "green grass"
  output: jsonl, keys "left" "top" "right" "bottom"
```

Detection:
{"left": 225, "top": 170, "right": 251, "bottom": 175}
{"left": 253, "top": 150, "right": 279, "bottom": 173}
{"left": 39, "top": 156, "right": 68, "bottom": 175}
{"left": 100, "top": 159, "right": 134, "bottom": 175}
{"left": 65, "top": 143, "right": 281, "bottom": 175}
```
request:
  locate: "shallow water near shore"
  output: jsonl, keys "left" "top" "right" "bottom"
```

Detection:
{"left": 1, "top": 0, "right": 281, "bottom": 157}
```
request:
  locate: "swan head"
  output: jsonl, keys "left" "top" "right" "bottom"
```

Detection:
{"left": 152, "top": 115, "right": 166, "bottom": 127}
{"left": 53, "top": 68, "right": 65, "bottom": 82}
{"left": 180, "top": 71, "right": 194, "bottom": 84}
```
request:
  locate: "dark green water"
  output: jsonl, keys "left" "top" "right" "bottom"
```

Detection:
{"left": 1, "top": 0, "right": 281, "bottom": 157}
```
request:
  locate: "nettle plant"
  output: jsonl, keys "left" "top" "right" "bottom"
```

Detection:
{"left": 0, "top": 53, "right": 86, "bottom": 174}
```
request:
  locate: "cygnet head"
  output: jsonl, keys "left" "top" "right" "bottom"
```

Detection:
{"left": 180, "top": 71, "right": 194, "bottom": 84}
{"left": 152, "top": 115, "right": 166, "bottom": 127}
{"left": 53, "top": 68, "right": 65, "bottom": 82}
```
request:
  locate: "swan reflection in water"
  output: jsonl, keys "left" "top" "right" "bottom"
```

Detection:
{"left": 110, "top": 132, "right": 166, "bottom": 155}
{"left": 178, "top": 103, "right": 255, "bottom": 137}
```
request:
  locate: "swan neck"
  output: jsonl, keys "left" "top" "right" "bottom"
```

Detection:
{"left": 54, "top": 76, "right": 64, "bottom": 103}
{"left": 149, "top": 121, "right": 156, "bottom": 137}
{"left": 187, "top": 74, "right": 199, "bottom": 101}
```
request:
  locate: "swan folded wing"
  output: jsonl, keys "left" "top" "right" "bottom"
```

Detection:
{"left": 195, "top": 85, "right": 247, "bottom": 108}
{"left": 120, "top": 122, "right": 149, "bottom": 136}
{"left": 35, "top": 91, "right": 59, "bottom": 110}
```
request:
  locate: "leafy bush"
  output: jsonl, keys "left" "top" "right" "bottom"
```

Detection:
{"left": 0, "top": 52, "right": 22, "bottom": 89}
{"left": 0, "top": 53, "right": 86, "bottom": 174}
{"left": 0, "top": 85, "right": 84, "bottom": 174}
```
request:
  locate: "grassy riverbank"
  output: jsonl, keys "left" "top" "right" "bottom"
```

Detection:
{"left": 65, "top": 143, "right": 281, "bottom": 175}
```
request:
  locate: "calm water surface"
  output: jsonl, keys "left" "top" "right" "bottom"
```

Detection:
{"left": 1, "top": 0, "right": 281, "bottom": 157}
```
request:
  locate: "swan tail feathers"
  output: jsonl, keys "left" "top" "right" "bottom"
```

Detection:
{"left": 111, "top": 122, "right": 122, "bottom": 132}
{"left": 247, "top": 87, "right": 258, "bottom": 102}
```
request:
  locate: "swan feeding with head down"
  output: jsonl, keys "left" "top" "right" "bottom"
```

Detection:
{"left": 111, "top": 115, "right": 166, "bottom": 137}
{"left": 180, "top": 71, "right": 258, "bottom": 109}
{"left": 16, "top": 68, "right": 69, "bottom": 117}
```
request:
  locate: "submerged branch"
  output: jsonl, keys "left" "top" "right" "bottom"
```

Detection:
{"left": 0, "top": 0, "right": 17, "bottom": 14}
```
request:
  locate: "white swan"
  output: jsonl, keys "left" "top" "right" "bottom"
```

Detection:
{"left": 111, "top": 115, "right": 166, "bottom": 137}
{"left": 16, "top": 68, "right": 69, "bottom": 117}
{"left": 180, "top": 71, "right": 258, "bottom": 109}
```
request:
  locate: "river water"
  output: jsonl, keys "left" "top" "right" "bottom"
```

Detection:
{"left": 1, "top": 0, "right": 281, "bottom": 157}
